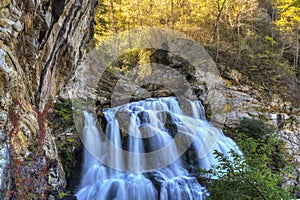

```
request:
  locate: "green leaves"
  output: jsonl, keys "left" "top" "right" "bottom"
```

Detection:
{"left": 237, "top": 118, "right": 276, "bottom": 139}
{"left": 53, "top": 98, "right": 74, "bottom": 126}
{"left": 199, "top": 118, "right": 296, "bottom": 199}
{"left": 200, "top": 148, "right": 293, "bottom": 199}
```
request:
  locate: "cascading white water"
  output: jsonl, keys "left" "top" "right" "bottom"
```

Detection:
{"left": 76, "top": 97, "right": 241, "bottom": 200}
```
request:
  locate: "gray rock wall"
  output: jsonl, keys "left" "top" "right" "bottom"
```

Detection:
{"left": 0, "top": 0, "right": 96, "bottom": 197}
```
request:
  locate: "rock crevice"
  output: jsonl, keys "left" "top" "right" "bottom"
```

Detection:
{"left": 0, "top": 0, "right": 96, "bottom": 197}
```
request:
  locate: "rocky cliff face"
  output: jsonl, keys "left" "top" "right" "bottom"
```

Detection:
{"left": 0, "top": 1, "right": 299, "bottom": 197}
{"left": 0, "top": 0, "right": 96, "bottom": 198}
{"left": 220, "top": 67, "right": 300, "bottom": 193}
{"left": 85, "top": 47, "right": 300, "bottom": 193}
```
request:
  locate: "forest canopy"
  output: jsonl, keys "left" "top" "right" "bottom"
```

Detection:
{"left": 94, "top": 0, "right": 300, "bottom": 105}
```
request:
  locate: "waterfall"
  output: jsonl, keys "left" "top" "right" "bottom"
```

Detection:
{"left": 76, "top": 97, "right": 241, "bottom": 200}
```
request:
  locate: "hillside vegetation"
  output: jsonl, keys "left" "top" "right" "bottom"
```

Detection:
{"left": 94, "top": 0, "right": 300, "bottom": 105}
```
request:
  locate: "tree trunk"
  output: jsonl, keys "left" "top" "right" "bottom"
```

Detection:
{"left": 215, "top": 0, "right": 227, "bottom": 62}
{"left": 171, "top": 0, "right": 174, "bottom": 34}
{"left": 295, "top": 26, "right": 299, "bottom": 78}
{"left": 0, "top": 0, "right": 96, "bottom": 198}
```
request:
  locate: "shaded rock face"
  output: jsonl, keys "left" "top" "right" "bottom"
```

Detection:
{"left": 95, "top": 48, "right": 219, "bottom": 108}
{"left": 49, "top": 98, "right": 83, "bottom": 194}
{"left": 0, "top": 0, "right": 96, "bottom": 197}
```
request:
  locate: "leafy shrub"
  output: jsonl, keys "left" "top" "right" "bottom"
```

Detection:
{"left": 237, "top": 118, "right": 276, "bottom": 139}
{"left": 200, "top": 149, "right": 293, "bottom": 200}
{"left": 53, "top": 98, "right": 74, "bottom": 126}
{"left": 199, "top": 118, "right": 297, "bottom": 199}
{"left": 8, "top": 99, "right": 51, "bottom": 199}
{"left": 236, "top": 118, "right": 286, "bottom": 170}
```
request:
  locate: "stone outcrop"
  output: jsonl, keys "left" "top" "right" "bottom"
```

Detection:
{"left": 220, "top": 66, "right": 300, "bottom": 165}
{"left": 220, "top": 67, "right": 300, "bottom": 194}
{"left": 78, "top": 46, "right": 299, "bottom": 172}
{"left": 0, "top": 0, "right": 96, "bottom": 198}
{"left": 0, "top": 1, "right": 298, "bottom": 197}
{"left": 82, "top": 47, "right": 300, "bottom": 194}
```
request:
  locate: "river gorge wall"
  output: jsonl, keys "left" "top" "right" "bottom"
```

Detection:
{"left": 0, "top": 1, "right": 299, "bottom": 198}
